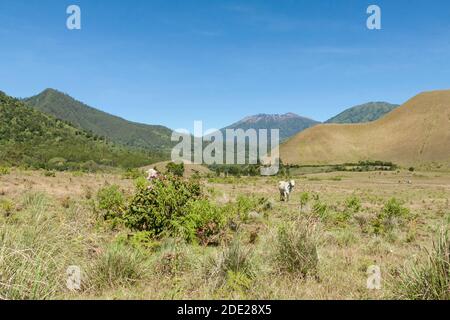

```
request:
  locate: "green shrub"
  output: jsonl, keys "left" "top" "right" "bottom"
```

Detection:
{"left": 333, "top": 195, "right": 362, "bottom": 223}
{"left": 43, "top": 170, "right": 56, "bottom": 177}
{"left": 345, "top": 196, "right": 361, "bottom": 213}
{"left": 229, "top": 195, "right": 268, "bottom": 222}
{"left": 134, "top": 176, "right": 149, "bottom": 190}
{"left": 97, "top": 185, "right": 125, "bottom": 220}
{"left": 395, "top": 228, "right": 449, "bottom": 300}
{"left": 120, "top": 231, "right": 158, "bottom": 250}
{"left": 166, "top": 162, "right": 185, "bottom": 177}
{"left": 0, "top": 166, "right": 10, "bottom": 175}
{"left": 274, "top": 219, "right": 319, "bottom": 277}
{"left": 175, "top": 199, "right": 227, "bottom": 245}
{"left": 124, "top": 175, "right": 201, "bottom": 236}
{"left": 124, "top": 175, "right": 230, "bottom": 244}
{"left": 372, "top": 198, "right": 410, "bottom": 235}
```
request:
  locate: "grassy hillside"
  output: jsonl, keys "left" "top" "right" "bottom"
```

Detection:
{"left": 0, "top": 91, "right": 163, "bottom": 170}
{"left": 281, "top": 90, "right": 450, "bottom": 169}
{"left": 24, "top": 89, "right": 174, "bottom": 154}
{"left": 326, "top": 102, "right": 399, "bottom": 124}
{"left": 223, "top": 113, "right": 319, "bottom": 141}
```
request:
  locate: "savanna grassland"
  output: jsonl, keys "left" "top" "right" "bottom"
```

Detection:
{"left": 1, "top": 167, "right": 448, "bottom": 300}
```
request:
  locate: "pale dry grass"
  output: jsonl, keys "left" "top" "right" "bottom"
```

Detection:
{"left": 0, "top": 168, "right": 448, "bottom": 300}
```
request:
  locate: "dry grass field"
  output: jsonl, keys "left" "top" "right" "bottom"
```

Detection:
{"left": 0, "top": 168, "right": 449, "bottom": 300}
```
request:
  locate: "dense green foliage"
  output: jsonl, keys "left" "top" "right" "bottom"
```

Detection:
{"left": 124, "top": 176, "right": 202, "bottom": 235}
{"left": 372, "top": 198, "right": 410, "bottom": 235}
{"left": 97, "top": 185, "right": 125, "bottom": 221}
{"left": 120, "top": 175, "right": 240, "bottom": 245}
{"left": 166, "top": 162, "right": 185, "bottom": 177}
{"left": 0, "top": 91, "right": 158, "bottom": 169}
{"left": 24, "top": 88, "right": 174, "bottom": 155}
{"left": 326, "top": 102, "right": 399, "bottom": 124}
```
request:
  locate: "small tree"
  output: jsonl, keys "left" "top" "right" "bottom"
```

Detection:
{"left": 166, "top": 162, "right": 185, "bottom": 177}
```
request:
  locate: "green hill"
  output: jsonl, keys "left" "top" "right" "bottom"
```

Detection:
{"left": 326, "top": 102, "right": 399, "bottom": 124}
{"left": 24, "top": 89, "right": 174, "bottom": 154}
{"left": 0, "top": 90, "right": 162, "bottom": 170}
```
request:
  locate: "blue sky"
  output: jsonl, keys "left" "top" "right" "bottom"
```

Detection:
{"left": 0, "top": 0, "right": 449, "bottom": 130}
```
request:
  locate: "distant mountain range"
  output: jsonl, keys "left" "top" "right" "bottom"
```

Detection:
{"left": 22, "top": 89, "right": 401, "bottom": 148}
{"left": 326, "top": 102, "right": 399, "bottom": 124}
{"left": 222, "top": 102, "right": 398, "bottom": 141}
{"left": 24, "top": 89, "right": 174, "bottom": 154}
{"left": 0, "top": 86, "right": 407, "bottom": 168}
{"left": 222, "top": 113, "right": 319, "bottom": 141}
{"left": 281, "top": 90, "right": 450, "bottom": 169}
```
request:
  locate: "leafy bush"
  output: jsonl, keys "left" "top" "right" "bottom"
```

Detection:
{"left": 274, "top": 219, "right": 319, "bottom": 277}
{"left": 175, "top": 199, "right": 228, "bottom": 245}
{"left": 395, "top": 228, "right": 449, "bottom": 300}
{"left": 134, "top": 176, "right": 149, "bottom": 190}
{"left": 0, "top": 166, "right": 10, "bottom": 175}
{"left": 334, "top": 195, "right": 362, "bottom": 223}
{"left": 97, "top": 185, "right": 125, "bottom": 220}
{"left": 373, "top": 198, "right": 410, "bottom": 235}
{"left": 123, "top": 175, "right": 202, "bottom": 236}
{"left": 228, "top": 195, "right": 269, "bottom": 222}
{"left": 345, "top": 196, "right": 361, "bottom": 213}
{"left": 166, "top": 162, "right": 185, "bottom": 177}
{"left": 43, "top": 170, "right": 56, "bottom": 177}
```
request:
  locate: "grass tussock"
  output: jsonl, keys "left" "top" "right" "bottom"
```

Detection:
{"left": 204, "top": 236, "right": 257, "bottom": 293}
{"left": 273, "top": 218, "right": 319, "bottom": 278}
{"left": 88, "top": 243, "right": 148, "bottom": 290}
{"left": 0, "top": 193, "right": 83, "bottom": 300}
{"left": 395, "top": 228, "right": 449, "bottom": 300}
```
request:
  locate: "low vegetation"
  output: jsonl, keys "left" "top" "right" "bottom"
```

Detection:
{"left": 0, "top": 168, "right": 448, "bottom": 300}
{"left": 395, "top": 228, "right": 449, "bottom": 300}
{"left": 274, "top": 218, "right": 319, "bottom": 277}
